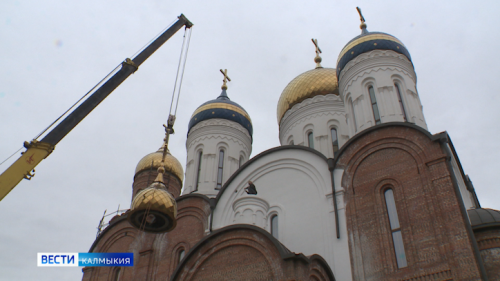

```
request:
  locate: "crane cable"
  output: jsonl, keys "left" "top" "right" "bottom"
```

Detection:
{"left": 135, "top": 26, "right": 192, "bottom": 234}
{"left": 0, "top": 19, "right": 186, "bottom": 168}
{"left": 33, "top": 18, "right": 180, "bottom": 143}
{"left": 169, "top": 26, "right": 192, "bottom": 118}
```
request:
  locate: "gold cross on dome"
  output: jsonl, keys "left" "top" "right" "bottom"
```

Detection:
{"left": 356, "top": 7, "right": 367, "bottom": 30}
{"left": 220, "top": 69, "right": 231, "bottom": 90}
{"left": 312, "top": 39, "right": 322, "bottom": 55}
{"left": 311, "top": 39, "right": 322, "bottom": 68}
{"left": 356, "top": 7, "right": 365, "bottom": 23}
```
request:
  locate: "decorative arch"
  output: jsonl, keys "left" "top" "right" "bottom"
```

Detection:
{"left": 333, "top": 123, "right": 472, "bottom": 279}
{"left": 170, "top": 241, "right": 190, "bottom": 275}
{"left": 391, "top": 74, "right": 410, "bottom": 121}
{"left": 170, "top": 224, "right": 335, "bottom": 281}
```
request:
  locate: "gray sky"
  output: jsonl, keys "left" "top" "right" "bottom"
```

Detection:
{"left": 1, "top": 1, "right": 499, "bottom": 280}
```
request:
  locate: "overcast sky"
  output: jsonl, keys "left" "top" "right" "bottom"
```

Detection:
{"left": 1, "top": 1, "right": 499, "bottom": 280}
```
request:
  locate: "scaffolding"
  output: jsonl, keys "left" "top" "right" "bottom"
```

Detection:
{"left": 96, "top": 206, "right": 128, "bottom": 237}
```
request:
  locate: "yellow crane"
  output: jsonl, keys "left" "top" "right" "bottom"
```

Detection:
{"left": 0, "top": 14, "right": 193, "bottom": 201}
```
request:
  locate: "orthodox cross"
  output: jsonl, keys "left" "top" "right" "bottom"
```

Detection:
{"left": 311, "top": 39, "right": 322, "bottom": 56}
{"left": 311, "top": 39, "right": 323, "bottom": 68}
{"left": 356, "top": 7, "right": 365, "bottom": 23}
{"left": 356, "top": 7, "right": 367, "bottom": 30}
{"left": 220, "top": 69, "right": 231, "bottom": 90}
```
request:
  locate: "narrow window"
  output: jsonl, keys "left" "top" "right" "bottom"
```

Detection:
{"left": 216, "top": 150, "right": 224, "bottom": 189}
{"left": 271, "top": 215, "right": 278, "bottom": 239}
{"left": 239, "top": 156, "right": 244, "bottom": 168}
{"left": 179, "top": 249, "right": 185, "bottom": 262}
{"left": 113, "top": 267, "right": 121, "bottom": 281}
{"left": 331, "top": 128, "right": 338, "bottom": 153}
{"left": 195, "top": 151, "right": 202, "bottom": 191}
{"left": 395, "top": 83, "right": 407, "bottom": 121}
{"left": 349, "top": 98, "right": 357, "bottom": 131}
{"left": 384, "top": 189, "right": 407, "bottom": 268}
{"left": 308, "top": 132, "right": 314, "bottom": 149}
{"left": 368, "top": 86, "right": 381, "bottom": 124}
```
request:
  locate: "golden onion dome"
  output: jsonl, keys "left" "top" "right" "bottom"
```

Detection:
{"left": 277, "top": 67, "right": 338, "bottom": 124}
{"left": 135, "top": 145, "right": 184, "bottom": 182}
{"left": 128, "top": 181, "right": 177, "bottom": 233}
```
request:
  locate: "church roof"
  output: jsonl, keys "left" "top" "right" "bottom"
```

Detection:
{"left": 277, "top": 67, "right": 338, "bottom": 125}
{"left": 467, "top": 208, "right": 500, "bottom": 230}
{"left": 336, "top": 30, "right": 412, "bottom": 78}
{"left": 187, "top": 90, "right": 253, "bottom": 137}
{"left": 134, "top": 143, "right": 184, "bottom": 182}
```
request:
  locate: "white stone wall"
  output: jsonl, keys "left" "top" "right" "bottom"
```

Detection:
{"left": 184, "top": 118, "right": 252, "bottom": 197}
{"left": 213, "top": 148, "right": 352, "bottom": 280}
{"left": 338, "top": 50, "right": 427, "bottom": 136}
{"left": 279, "top": 94, "right": 348, "bottom": 158}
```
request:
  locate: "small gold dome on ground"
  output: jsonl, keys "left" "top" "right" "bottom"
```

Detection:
{"left": 135, "top": 144, "right": 184, "bottom": 182}
{"left": 277, "top": 67, "right": 338, "bottom": 124}
{"left": 128, "top": 182, "right": 177, "bottom": 233}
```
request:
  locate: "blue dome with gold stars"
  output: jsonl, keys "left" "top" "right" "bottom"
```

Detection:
{"left": 187, "top": 89, "right": 253, "bottom": 138}
{"left": 336, "top": 28, "right": 412, "bottom": 78}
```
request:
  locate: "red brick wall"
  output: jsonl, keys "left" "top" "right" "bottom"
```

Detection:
{"left": 474, "top": 228, "right": 500, "bottom": 280}
{"left": 171, "top": 226, "right": 334, "bottom": 281}
{"left": 336, "top": 126, "right": 482, "bottom": 281}
{"left": 82, "top": 195, "right": 210, "bottom": 281}
{"left": 82, "top": 200, "right": 335, "bottom": 280}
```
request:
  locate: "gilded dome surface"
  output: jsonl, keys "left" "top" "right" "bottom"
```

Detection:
{"left": 188, "top": 90, "right": 253, "bottom": 137}
{"left": 336, "top": 31, "right": 411, "bottom": 77}
{"left": 131, "top": 185, "right": 177, "bottom": 218}
{"left": 135, "top": 146, "right": 184, "bottom": 182}
{"left": 277, "top": 67, "right": 338, "bottom": 124}
{"left": 129, "top": 183, "right": 177, "bottom": 232}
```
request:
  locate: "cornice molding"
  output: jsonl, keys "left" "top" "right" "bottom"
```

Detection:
{"left": 280, "top": 111, "right": 346, "bottom": 141}
{"left": 187, "top": 134, "right": 251, "bottom": 155}
{"left": 189, "top": 118, "right": 251, "bottom": 139}
{"left": 339, "top": 50, "right": 416, "bottom": 96}
{"left": 187, "top": 119, "right": 252, "bottom": 151}
{"left": 339, "top": 49, "right": 413, "bottom": 81}
{"left": 341, "top": 66, "right": 414, "bottom": 98}
{"left": 279, "top": 94, "right": 346, "bottom": 138}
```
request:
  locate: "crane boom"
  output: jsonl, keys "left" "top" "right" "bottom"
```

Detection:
{"left": 0, "top": 14, "right": 193, "bottom": 201}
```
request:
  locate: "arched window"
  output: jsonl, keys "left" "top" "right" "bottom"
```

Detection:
{"left": 384, "top": 189, "right": 407, "bottom": 268}
{"left": 239, "top": 155, "right": 244, "bottom": 168}
{"left": 195, "top": 151, "right": 202, "bottom": 191}
{"left": 348, "top": 98, "right": 357, "bottom": 132}
{"left": 178, "top": 249, "right": 185, "bottom": 262}
{"left": 216, "top": 150, "right": 225, "bottom": 189}
{"left": 394, "top": 83, "right": 407, "bottom": 121}
{"left": 308, "top": 132, "right": 314, "bottom": 149}
{"left": 112, "top": 267, "right": 121, "bottom": 281}
{"left": 368, "top": 86, "right": 381, "bottom": 124}
{"left": 331, "top": 128, "right": 338, "bottom": 153}
{"left": 271, "top": 215, "right": 278, "bottom": 239}
{"left": 289, "top": 140, "right": 294, "bottom": 145}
